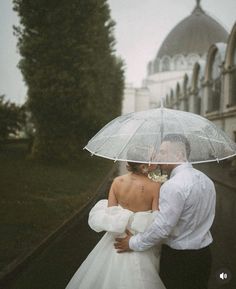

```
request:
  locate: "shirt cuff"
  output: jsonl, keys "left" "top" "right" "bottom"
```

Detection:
{"left": 129, "top": 235, "right": 144, "bottom": 251}
{"left": 129, "top": 236, "right": 136, "bottom": 251}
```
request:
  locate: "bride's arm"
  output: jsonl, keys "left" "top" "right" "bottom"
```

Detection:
{"left": 108, "top": 180, "right": 118, "bottom": 207}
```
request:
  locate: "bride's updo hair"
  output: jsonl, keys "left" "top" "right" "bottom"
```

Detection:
{"left": 126, "top": 162, "right": 143, "bottom": 173}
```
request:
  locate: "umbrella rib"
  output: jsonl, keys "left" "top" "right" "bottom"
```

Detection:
{"left": 90, "top": 115, "right": 133, "bottom": 155}
{"left": 171, "top": 110, "right": 218, "bottom": 160}
{"left": 92, "top": 135, "right": 113, "bottom": 155}
{"left": 202, "top": 129, "right": 219, "bottom": 160}
{"left": 200, "top": 120, "right": 236, "bottom": 159}
{"left": 218, "top": 128, "right": 236, "bottom": 152}
{"left": 169, "top": 109, "right": 187, "bottom": 135}
{"left": 151, "top": 108, "right": 164, "bottom": 155}
{"left": 114, "top": 119, "right": 147, "bottom": 162}
{"left": 194, "top": 135, "right": 228, "bottom": 144}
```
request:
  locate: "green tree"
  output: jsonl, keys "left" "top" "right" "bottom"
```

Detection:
{"left": 0, "top": 95, "right": 25, "bottom": 141}
{"left": 13, "top": 0, "right": 124, "bottom": 160}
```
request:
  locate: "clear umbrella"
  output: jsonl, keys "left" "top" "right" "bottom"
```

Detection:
{"left": 84, "top": 108, "right": 236, "bottom": 164}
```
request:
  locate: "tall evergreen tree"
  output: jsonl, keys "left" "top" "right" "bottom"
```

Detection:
{"left": 13, "top": 0, "right": 124, "bottom": 159}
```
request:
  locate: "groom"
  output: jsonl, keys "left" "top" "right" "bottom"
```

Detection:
{"left": 115, "top": 134, "right": 216, "bottom": 289}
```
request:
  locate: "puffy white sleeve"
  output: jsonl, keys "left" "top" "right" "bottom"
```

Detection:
{"left": 88, "top": 199, "right": 133, "bottom": 234}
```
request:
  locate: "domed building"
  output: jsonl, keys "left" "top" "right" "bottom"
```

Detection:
{"left": 153, "top": 1, "right": 228, "bottom": 61}
{"left": 122, "top": 0, "right": 229, "bottom": 113}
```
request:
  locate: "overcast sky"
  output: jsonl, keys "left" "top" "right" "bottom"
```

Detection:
{"left": 0, "top": 0, "right": 235, "bottom": 104}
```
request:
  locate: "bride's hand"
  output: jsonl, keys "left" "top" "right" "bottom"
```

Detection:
{"left": 114, "top": 230, "right": 133, "bottom": 253}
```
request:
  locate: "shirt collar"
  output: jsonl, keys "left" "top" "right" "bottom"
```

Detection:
{"left": 170, "top": 162, "right": 193, "bottom": 178}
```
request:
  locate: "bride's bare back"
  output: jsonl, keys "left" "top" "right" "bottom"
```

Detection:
{"left": 108, "top": 173, "right": 160, "bottom": 212}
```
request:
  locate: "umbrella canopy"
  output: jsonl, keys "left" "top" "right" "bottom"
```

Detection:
{"left": 84, "top": 108, "right": 236, "bottom": 164}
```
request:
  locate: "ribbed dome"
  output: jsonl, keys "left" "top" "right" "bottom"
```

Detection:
{"left": 157, "top": 1, "right": 228, "bottom": 58}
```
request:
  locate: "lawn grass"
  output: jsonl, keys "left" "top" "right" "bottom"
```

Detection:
{"left": 0, "top": 142, "right": 113, "bottom": 272}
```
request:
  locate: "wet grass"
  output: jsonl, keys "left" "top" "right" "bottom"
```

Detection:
{"left": 0, "top": 142, "right": 113, "bottom": 272}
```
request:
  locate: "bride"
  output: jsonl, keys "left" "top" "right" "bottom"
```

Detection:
{"left": 65, "top": 161, "right": 166, "bottom": 289}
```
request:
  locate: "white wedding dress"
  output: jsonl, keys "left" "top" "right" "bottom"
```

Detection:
{"left": 65, "top": 199, "right": 166, "bottom": 289}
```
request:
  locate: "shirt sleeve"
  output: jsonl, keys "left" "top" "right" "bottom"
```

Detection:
{"left": 129, "top": 181, "right": 185, "bottom": 251}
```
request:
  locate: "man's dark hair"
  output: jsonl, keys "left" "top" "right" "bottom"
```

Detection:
{"left": 162, "top": 134, "right": 191, "bottom": 159}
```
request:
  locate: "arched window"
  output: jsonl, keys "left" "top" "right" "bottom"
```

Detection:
{"left": 187, "top": 54, "right": 199, "bottom": 69}
{"left": 153, "top": 58, "right": 160, "bottom": 73}
{"left": 173, "top": 55, "right": 186, "bottom": 70}
{"left": 205, "top": 44, "right": 226, "bottom": 113}
{"left": 224, "top": 24, "right": 236, "bottom": 107}
{"left": 211, "top": 51, "right": 221, "bottom": 111}
{"left": 161, "top": 56, "right": 171, "bottom": 72}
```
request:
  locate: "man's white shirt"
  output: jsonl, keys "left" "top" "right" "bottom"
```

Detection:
{"left": 129, "top": 163, "right": 216, "bottom": 251}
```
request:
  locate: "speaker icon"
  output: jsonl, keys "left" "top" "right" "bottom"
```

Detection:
{"left": 216, "top": 268, "right": 231, "bottom": 284}
{"left": 219, "top": 272, "right": 227, "bottom": 280}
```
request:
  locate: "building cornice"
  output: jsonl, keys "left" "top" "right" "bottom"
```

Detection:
{"left": 206, "top": 109, "right": 236, "bottom": 120}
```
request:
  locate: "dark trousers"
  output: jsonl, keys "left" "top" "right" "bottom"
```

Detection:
{"left": 159, "top": 244, "right": 212, "bottom": 289}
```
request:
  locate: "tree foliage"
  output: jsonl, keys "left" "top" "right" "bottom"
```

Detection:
{"left": 0, "top": 95, "right": 25, "bottom": 141}
{"left": 13, "top": 0, "right": 124, "bottom": 159}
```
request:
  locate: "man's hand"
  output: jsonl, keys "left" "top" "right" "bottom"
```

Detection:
{"left": 114, "top": 230, "right": 133, "bottom": 253}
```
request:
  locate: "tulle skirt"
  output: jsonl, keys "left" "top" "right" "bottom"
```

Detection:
{"left": 65, "top": 232, "right": 166, "bottom": 289}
